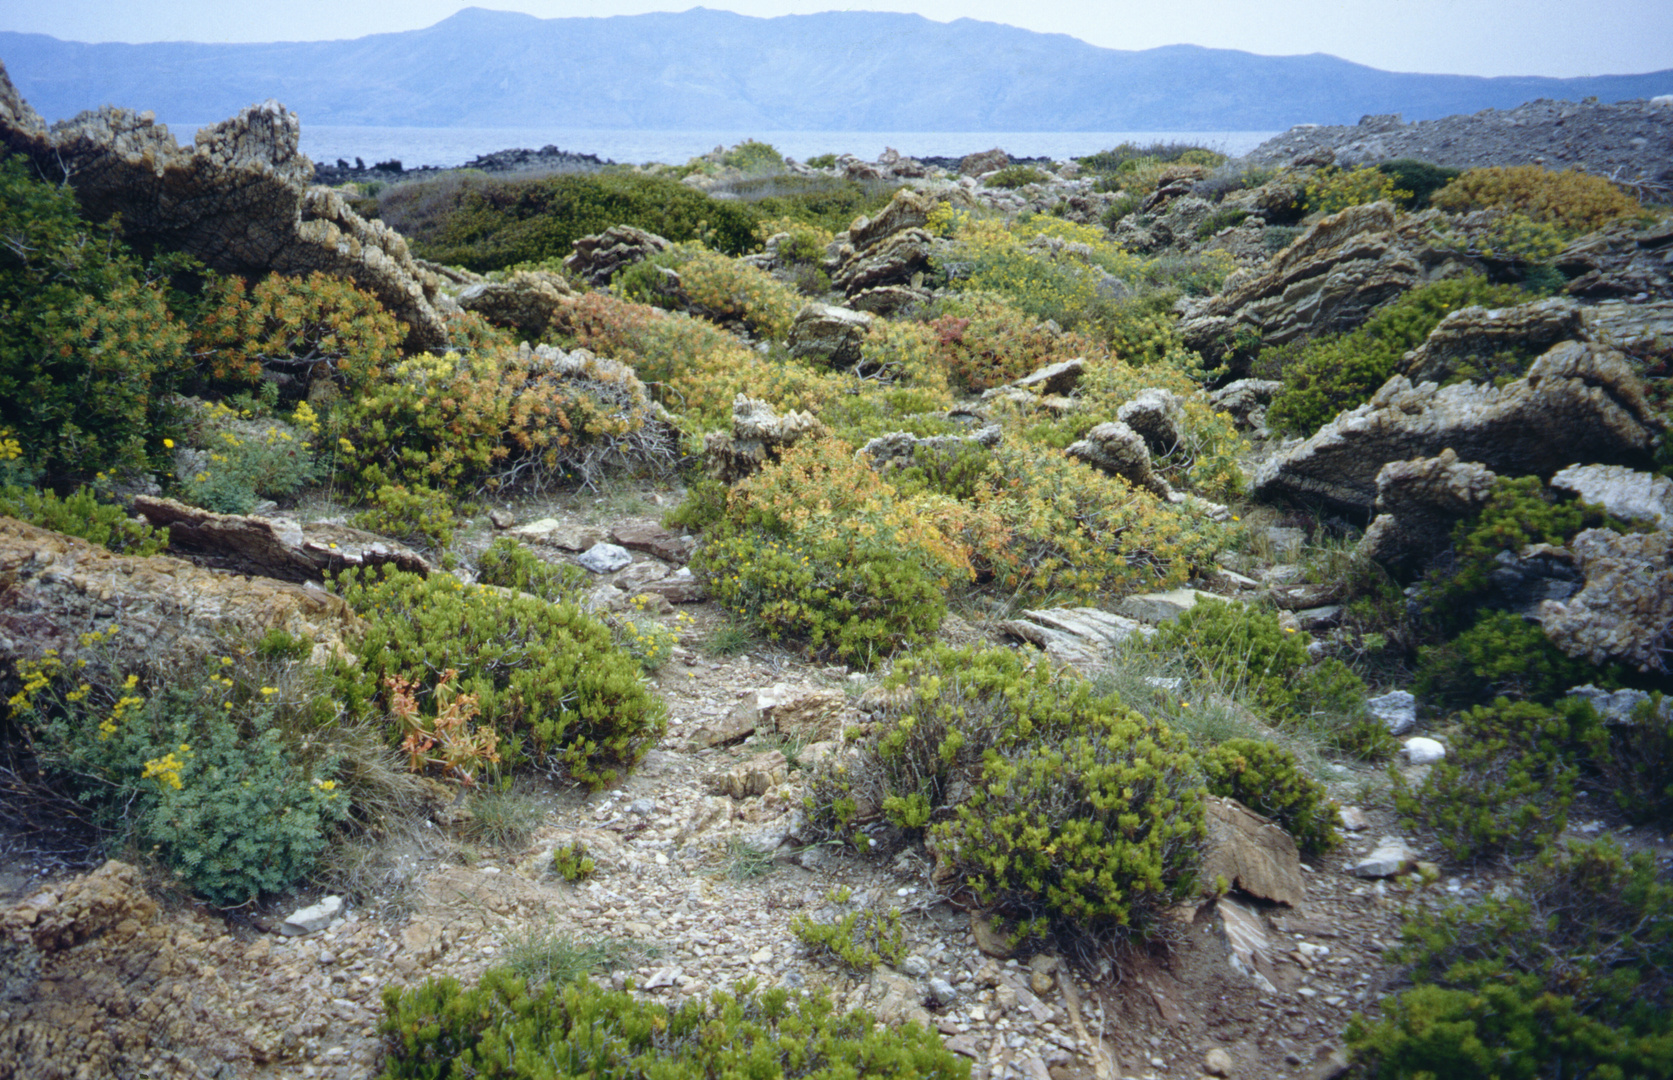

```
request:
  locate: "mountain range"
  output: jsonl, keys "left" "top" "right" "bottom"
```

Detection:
{"left": 3, "top": 7, "right": 1671, "bottom": 132}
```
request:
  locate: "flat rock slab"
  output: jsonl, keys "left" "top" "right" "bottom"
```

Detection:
{"left": 510, "top": 519, "right": 605, "bottom": 551}
{"left": 281, "top": 896, "right": 343, "bottom": 937}
{"left": 1202, "top": 796, "right": 1306, "bottom": 908}
{"left": 610, "top": 523, "right": 692, "bottom": 564}
{"left": 576, "top": 542, "right": 633, "bottom": 574}
{"left": 999, "top": 607, "right": 1152, "bottom": 670}
{"left": 1114, "top": 589, "right": 1223, "bottom": 625}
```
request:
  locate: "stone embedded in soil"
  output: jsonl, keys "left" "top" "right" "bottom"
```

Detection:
{"left": 1202, "top": 797, "right": 1306, "bottom": 908}
{"left": 1351, "top": 839, "right": 1418, "bottom": 879}
{"left": 281, "top": 896, "right": 343, "bottom": 937}
{"left": 1367, "top": 691, "right": 1417, "bottom": 736}
{"left": 1402, "top": 737, "right": 1446, "bottom": 765}
{"left": 576, "top": 542, "right": 634, "bottom": 574}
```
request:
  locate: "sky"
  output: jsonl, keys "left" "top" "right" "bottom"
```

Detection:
{"left": 2, "top": 0, "right": 1671, "bottom": 79}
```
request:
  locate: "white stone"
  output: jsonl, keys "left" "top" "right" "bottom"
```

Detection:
{"left": 1367, "top": 690, "right": 1416, "bottom": 735}
{"left": 281, "top": 895, "right": 343, "bottom": 937}
{"left": 1351, "top": 838, "right": 1417, "bottom": 879}
{"left": 576, "top": 542, "right": 633, "bottom": 574}
{"left": 1403, "top": 736, "right": 1446, "bottom": 765}
{"left": 1550, "top": 464, "right": 1673, "bottom": 528}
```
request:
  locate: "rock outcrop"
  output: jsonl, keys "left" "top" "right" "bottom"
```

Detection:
{"left": 563, "top": 225, "right": 672, "bottom": 288}
{"left": 785, "top": 303, "right": 875, "bottom": 367}
{"left": 1558, "top": 216, "right": 1673, "bottom": 301}
{"left": 1540, "top": 528, "right": 1673, "bottom": 673}
{"left": 1357, "top": 450, "right": 1500, "bottom": 574}
{"left": 131, "top": 497, "right": 433, "bottom": 583}
{"left": 1201, "top": 797, "right": 1306, "bottom": 908}
{"left": 1178, "top": 202, "right": 1457, "bottom": 371}
{"left": 1066, "top": 421, "right": 1174, "bottom": 499}
{"left": 1253, "top": 341, "right": 1658, "bottom": 515}
{"left": 1116, "top": 388, "right": 1186, "bottom": 456}
{"left": 456, "top": 269, "right": 575, "bottom": 343}
{"left": 0, "top": 61, "right": 452, "bottom": 351}
{"left": 0, "top": 517, "right": 363, "bottom": 668}
{"left": 828, "top": 188, "right": 942, "bottom": 299}
{"left": 1549, "top": 464, "right": 1673, "bottom": 528}
{"left": 703, "top": 396, "right": 827, "bottom": 485}
{"left": 1207, "top": 378, "right": 1283, "bottom": 433}
{"left": 859, "top": 425, "right": 1002, "bottom": 472}
{"left": 1400, "top": 297, "right": 1582, "bottom": 386}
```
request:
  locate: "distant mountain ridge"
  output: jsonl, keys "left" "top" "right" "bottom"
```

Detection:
{"left": 3, "top": 7, "right": 1671, "bottom": 132}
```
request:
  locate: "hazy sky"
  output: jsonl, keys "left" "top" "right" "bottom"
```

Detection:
{"left": 3, "top": 0, "right": 1671, "bottom": 79}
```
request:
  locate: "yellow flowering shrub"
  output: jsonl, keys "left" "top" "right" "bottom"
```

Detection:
{"left": 1302, "top": 166, "right": 1413, "bottom": 216}
{"left": 1432, "top": 165, "right": 1644, "bottom": 237}
{"left": 652, "top": 242, "right": 802, "bottom": 340}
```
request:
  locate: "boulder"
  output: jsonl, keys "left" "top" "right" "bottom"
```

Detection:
{"left": 1253, "top": 341, "right": 1658, "bottom": 516}
{"left": 1065, "top": 420, "right": 1174, "bottom": 498}
{"left": 456, "top": 270, "right": 574, "bottom": 343}
{"left": 1557, "top": 216, "right": 1673, "bottom": 302}
{"left": 858, "top": 425, "right": 1001, "bottom": 472}
{"left": 0, "top": 63, "right": 452, "bottom": 351}
{"left": 1202, "top": 797, "right": 1306, "bottom": 907}
{"left": 1367, "top": 690, "right": 1417, "bottom": 735}
{"left": 785, "top": 303, "right": 875, "bottom": 367}
{"left": 959, "top": 148, "right": 1010, "bottom": 177}
{"left": 988, "top": 358, "right": 1085, "bottom": 398}
{"left": 1402, "top": 738, "right": 1446, "bottom": 765}
{"left": 1116, "top": 388, "right": 1186, "bottom": 455}
{"left": 846, "top": 188, "right": 938, "bottom": 253}
{"left": 132, "top": 496, "right": 432, "bottom": 583}
{"left": 576, "top": 542, "right": 633, "bottom": 575}
{"left": 1540, "top": 528, "right": 1673, "bottom": 673}
{"left": 831, "top": 228, "right": 933, "bottom": 296}
{"left": 1400, "top": 297, "right": 1583, "bottom": 386}
{"left": 703, "top": 396, "right": 827, "bottom": 485}
{"left": 1357, "top": 450, "right": 1500, "bottom": 573}
{"left": 609, "top": 523, "right": 692, "bottom": 565}
{"left": 1207, "top": 378, "right": 1283, "bottom": 432}
{"left": 1179, "top": 202, "right": 1440, "bottom": 371}
{"left": 562, "top": 225, "right": 672, "bottom": 287}
{"left": 0, "top": 517, "right": 363, "bottom": 668}
{"left": 1350, "top": 837, "right": 1418, "bottom": 878}
{"left": 848, "top": 284, "right": 931, "bottom": 316}
{"left": 1549, "top": 464, "right": 1673, "bottom": 528}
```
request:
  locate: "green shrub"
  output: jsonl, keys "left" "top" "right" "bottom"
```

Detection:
{"left": 1100, "top": 193, "right": 1142, "bottom": 229}
{"left": 692, "top": 435, "right": 969, "bottom": 667}
{"left": 549, "top": 840, "right": 596, "bottom": 881}
{"left": 1150, "top": 598, "right": 1369, "bottom": 737}
{"left": 790, "top": 887, "right": 907, "bottom": 971}
{"left": 1374, "top": 159, "right": 1463, "bottom": 209}
{"left": 731, "top": 175, "right": 904, "bottom": 236}
{"left": 0, "top": 155, "right": 189, "bottom": 485}
{"left": 804, "top": 153, "right": 839, "bottom": 170}
{"left": 476, "top": 536, "right": 587, "bottom": 605}
{"left": 1194, "top": 207, "right": 1251, "bottom": 239}
{"left": 379, "top": 171, "right": 762, "bottom": 271}
{"left": 985, "top": 165, "right": 1052, "bottom": 189}
{"left": 1414, "top": 609, "right": 1614, "bottom": 710}
{"left": 1392, "top": 697, "right": 1602, "bottom": 865}
{"left": 8, "top": 641, "right": 347, "bottom": 905}
{"left": 175, "top": 399, "right": 318, "bottom": 514}
{"left": 0, "top": 484, "right": 168, "bottom": 555}
{"left": 650, "top": 242, "right": 801, "bottom": 340}
{"left": 805, "top": 645, "right": 1206, "bottom": 950}
{"left": 333, "top": 566, "right": 667, "bottom": 788}
{"left": 350, "top": 483, "right": 458, "bottom": 553}
{"left": 1590, "top": 693, "right": 1673, "bottom": 827}
{"left": 1432, "top": 165, "right": 1645, "bottom": 238}
{"left": 1202, "top": 739, "right": 1341, "bottom": 855}
{"left": 718, "top": 139, "right": 787, "bottom": 174}
{"left": 1346, "top": 839, "right": 1673, "bottom": 1079}
{"left": 1266, "top": 275, "right": 1528, "bottom": 437}
{"left": 378, "top": 969, "right": 970, "bottom": 1080}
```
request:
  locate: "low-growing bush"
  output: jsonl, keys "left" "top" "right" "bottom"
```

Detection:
{"left": 1392, "top": 697, "right": 1601, "bottom": 865}
{"left": 1202, "top": 739, "right": 1342, "bottom": 855}
{"left": 350, "top": 483, "right": 458, "bottom": 553}
{"left": 0, "top": 484, "right": 168, "bottom": 555}
{"left": 1265, "top": 275, "right": 1527, "bottom": 437}
{"left": 925, "top": 295, "right": 1101, "bottom": 392}
{"left": 379, "top": 171, "right": 762, "bottom": 271}
{"left": 691, "top": 436, "right": 966, "bottom": 666}
{"left": 1346, "top": 838, "right": 1672, "bottom": 1079}
{"left": 1194, "top": 206, "right": 1251, "bottom": 239}
{"left": 1413, "top": 609, "right": 1614, "bottom": 710}
{"left": 333, "top": 566, "right": 667, "bottom": 788}
{"left": 805, "top": 645, "right": 1206, "bottom": 951}
{"left": 174, "top": 399, "right": 318, "bottom": 514}
{"left": 8, "top": 638, "right": 347, "bottom": 905}
{"left": 1431, "top": 165, "right": 1645, "bottom": 238}
{"left": 985, "top": 165, "right": 1052, "bottom": 189}
{"left": 718, "top": 139, "right": 786, "bottom": 175}
{"left": 790, "top": 886, "right": 907, "bottom": 971}
{"left": 549, "top": 840, "right": 596, "bottom": 882}
{"left": 475, "top": 536, "right": 588, "bottom": 605}
{"left": 1591, "top": 693, "right": 1673, "bottom": 826}
{"left": 377, "top": 969, "right": 970, "bottom": 1080}
{"left": 1302, "top": 166, "right": 1412, "bottom": 216}
{"left": 648, "top": 242, "right": 800, "bottom": 340}
{"left": 1373, "top": 159, "right": 1463, "bottom": 209}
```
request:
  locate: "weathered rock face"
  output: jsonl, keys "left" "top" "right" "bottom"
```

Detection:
{"left": 831, "top": 228, "right": 932, "bottom": 296}
{"left": 1112, "top": 195, "right": 1217, "bottom": 254}
{"left": 1179, "top": 202, "right": 1458, "bottom": 371}
{"left": 1540, "top": 528, "right": 1673, "bottom": 673}
{"left": 1066, "top": 421, "right": 1174, "bottom": 499}
{"left": 959, "top": 148, "right": 1010, "bottom": 177}
{"left": 131, "top": 497, "right": 432, "bottom": 583}
{"left": 997, "top": 607, "right": 1152, "bottom": 671}
{"left": 1550, "top": 464, "right": 1673, "bottom": 528}
{"left": 859, "top": 424, "right": 1002, "bottom": 472}
{"left": 980, "top": 358, "right": 1085, "bottom": 400}
{"left": 1357, "top": 450, "right": 1500, "bottom": 574}
{"left": 848, "top": 284, "right": 931, "bottom": 315}
{"left": 1201, "top": 797, "right": 1305, "bottom": 908}
{"left": 1253, "top": 341, "right": 1659, "bottom": 515}
{"left": 1117, "top": 388, "right": 1186, "bottom": 456}
{"left": 785, "top": 303, "right": 874, "bottom": 368}
{"left": 0, "top": 517, "right": 363, "bottom": 669}
{"left": 456, "top": 269, "right": 575, "bottom": 343}
{"left": 703, "top": 396, "right": 827, "bottom": 485}
{"left": 1558, "top": 216, "right": 1673, "bottom": 302}
{"left": 563, "top": 225, "right": 672, "bottom": 288}
{"left": 1400, "top": 297, "right": 1583, "bottom": 386}
{"left": 0, "top": 62, "right": 452, "bottom": 351}
{"left": 1207, "top": 378, "right": 1283, "bottom": 432}
{"left": 847, "top": 188, "right": 937, "bottom": 252}
{"left": 1582, "top": 298, "right": 1673, "bottom": 361}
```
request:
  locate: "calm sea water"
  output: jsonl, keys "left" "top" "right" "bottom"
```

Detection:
{"left": 168, "top": 125, "right": 1282, "bottom": 169}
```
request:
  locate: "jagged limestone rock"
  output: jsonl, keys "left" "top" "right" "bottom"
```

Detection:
{"left": 859, "top": 425, "right": 1001, "bottom": 472}
{"left": 785, "top": 303, "right": 874, "bottom": 367}
{"left": 1357, "top": 450, "right": 1500, "bottom": 573}
{"left": 456, "top": 270, "right": 575, "bottom": 343}
{"left": 563, "top": 225, "right": 672, "bottom": 288}
{"left": 1207, "top": 378, "right": 1283, "bottom": 432}
{"left": 1558, "top": 216, "right": 1673, "bottom": 301}
{"left": 1116, "top": 388, "right": 1186, "bottom": 455}
{"left": 1540, "top": 528, "right": 1673, "bottom": 674}
{"left": 1400, "top": 297, "right": 1583, "bottom": 385}
{"left": 703, "top": 396, "right": 827, "bottom": 485}
{"left": 1550, "top": 463, "right": 1673, "bottom": 528}
{"left": 0, "top": 61, "right": 453, "bottom": 351}
{"left": 1253, "top": 341, "right": 1658, "bottom": 515}
{"left": 1065, "top": 420, "right": 1174, "bottom": 499}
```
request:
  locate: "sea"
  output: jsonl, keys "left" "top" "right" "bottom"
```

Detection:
{"left": 170, "top": 125, "right": 1284, "bottom": 170}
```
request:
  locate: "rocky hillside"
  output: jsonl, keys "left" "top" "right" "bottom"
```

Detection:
{"left": 2, "top": 67, "right": 1671, "bottom": 1080}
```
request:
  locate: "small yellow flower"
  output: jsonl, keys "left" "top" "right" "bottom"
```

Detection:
{"left": 162, "top": 438, "right": 174, "bottom": 449}
{"left": 260, "top": 686, "right": 278, "bottom": 696}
